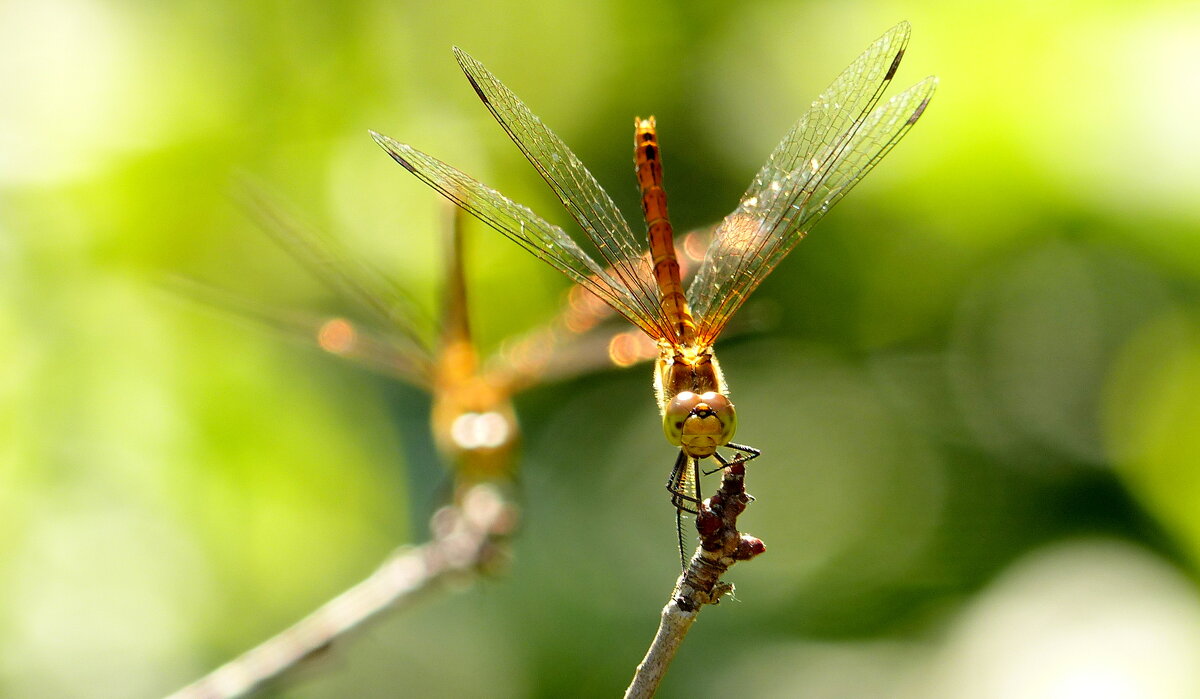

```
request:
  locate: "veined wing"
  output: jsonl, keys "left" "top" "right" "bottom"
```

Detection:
{"left": 487, "top": 224, "right": 718, "bottom": 392}
{"left": 164, "top": 277, "right": 434, "bottom": 389}
{"left": 544, "top": 223, "right": 715, "bottom": 338}
{"left": 239, "top": 183, "right": 435, "bottom": 369}
{"left": 689, "top": 22, "right": 936, "bottom": 345}
{"left": 451, "top": 48, "right": 672, "bottom": 344}
{"left": 371, "top": 132, "right": 665, "bottom": 339}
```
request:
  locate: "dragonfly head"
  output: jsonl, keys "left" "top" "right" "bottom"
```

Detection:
{"left": 664, "top": 391, "right": 737, "bottom": 458}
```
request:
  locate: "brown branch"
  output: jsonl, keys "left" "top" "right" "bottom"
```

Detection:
{"left": 624, "top": 462, "right": 765, "bottom": 699}
{"left": 167, "top": 484, "right": 518, "bottom": 699}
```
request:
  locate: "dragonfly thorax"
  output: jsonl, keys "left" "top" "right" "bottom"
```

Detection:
{"left": 655, "top": 345, "right": 723, "bottom": 398}
{"left": 663, "top": 391, "right": 737, "bottom": 458}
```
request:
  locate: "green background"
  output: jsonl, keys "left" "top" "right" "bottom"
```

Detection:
{"left": 5, "top": 0, "right": 1200, "bottom": 696}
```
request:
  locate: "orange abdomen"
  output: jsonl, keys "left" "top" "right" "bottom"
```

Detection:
{"left": 635, "top": 116, "right": 694, "bottom": 347}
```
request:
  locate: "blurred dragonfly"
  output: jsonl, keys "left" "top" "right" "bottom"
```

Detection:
{"left": 164, "top": 198, "right": 730, "bottom": 699}
{"left": 371, "top": 22, "right": 936, "bottom": 561}
{"left": 175, "top": 192, "right": 720, "bottom": 506}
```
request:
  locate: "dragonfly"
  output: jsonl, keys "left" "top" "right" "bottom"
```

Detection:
{"left": 371, "top": 22, "right": 936, "bottom": 560}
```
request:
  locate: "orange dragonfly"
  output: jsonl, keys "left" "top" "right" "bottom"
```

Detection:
{"left": 371, "top": 22, "right": 936, "bottom": 555}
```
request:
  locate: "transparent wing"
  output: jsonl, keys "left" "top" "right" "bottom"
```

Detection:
{"left": 163, "top": 276, "right": 434, "bottom": 388}
{"left": 371, "top": 132, "right": 665, "bottom": 339}
{"left": 549, "top": 223, "right": 715, "bottom": 338}
{"left": 690, "top": 21, "right": 936, "bottom": 344}
{"left": 490, "top": 322, "right": 653, "bottom": 394}
{"left": 486, "top": 224, "right": 716, "bottom": 391}
{"left": 451, "top": 48, "right": 672, "bottom": 343}
{"left": 239, "top": 183, "right": 435, "bottom": 364}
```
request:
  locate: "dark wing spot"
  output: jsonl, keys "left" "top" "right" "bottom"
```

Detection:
{"left": 387, "top": 152, "right": 418, "bottom": 174}
{"left": 462, "top": 72, "right": 491, "bottom": 105}
{"left": 885, "top": 49, "right": 905, "bottom": 81}
{"left": 907, "top": 96, "right": 930, "bottom": 125}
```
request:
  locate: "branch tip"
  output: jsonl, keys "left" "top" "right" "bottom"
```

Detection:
{"left": 624, "top": 461, "right": 766, "bottom": 698}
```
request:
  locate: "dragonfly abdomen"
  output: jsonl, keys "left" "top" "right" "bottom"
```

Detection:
{"left": 635, "top": 116, "right": 695, "bottom": 347}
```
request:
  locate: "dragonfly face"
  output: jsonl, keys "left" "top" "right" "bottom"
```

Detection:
{"left": 664, "top": 391, "right": 736, "bottom": 459}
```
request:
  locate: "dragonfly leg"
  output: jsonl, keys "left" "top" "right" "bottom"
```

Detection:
{"left": 666, "top": 451, "right": 704, "bottom": 568}
{"left": 702, "top": 442, "right": 761, "bottom": 476}
{"left": 726, "top": 442, "right": 762, "bottom": 463}
{"left": 676, "top": 509, "right": 688, "bottom": 568}
{"left": 703, "top": 453, "right": 728, "bottom": 476}
{"left": 666, "top": 450, "right": 702, "bottom": 515}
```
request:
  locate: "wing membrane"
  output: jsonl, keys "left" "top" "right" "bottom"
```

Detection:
{"left": 164, "top": 276, "right": 434, "bottom": 388}
{"left": 690, "top": 22, "right": 935, "bottom": 344}
{"left": 486, "top": 224, "right": 718, "bottom": 391}
{"left": 239, "top": 184, "right": 434, "bottom": 362}
{"left": 451, "top": 48, "right": 671, "bottom": 343}
{"left": 798, "top": 77, "right": 936, "bottom": 224}
{"left": 371, "top": 132, "right": 664, "bottom": 338}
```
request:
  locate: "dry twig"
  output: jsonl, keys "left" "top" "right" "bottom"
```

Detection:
{"left": 624, "top": 462, "right": 765, "bottom": 698}
{"left": 168, "top": 484, "right": 518, "bottom": 699}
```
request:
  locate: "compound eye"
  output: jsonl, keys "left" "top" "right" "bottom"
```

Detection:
{"left": 663, "top": 391, "right": 702, "bottom": 445}
{"left": 697, "top": 392, "right": 737, "bottom": 444}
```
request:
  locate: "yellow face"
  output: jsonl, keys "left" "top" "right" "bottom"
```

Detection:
{"left": 663, "top": 391, "right": 737, "bottom": 458}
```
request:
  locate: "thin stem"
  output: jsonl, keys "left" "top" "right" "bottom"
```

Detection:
{"left": 168, "top": 484, "right": 518, "bottom": 699}
{"left": 624, "top": 462, "right": 765, "bottom": 699}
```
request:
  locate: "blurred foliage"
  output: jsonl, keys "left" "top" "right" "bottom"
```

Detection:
{"left": 3, "top": 0, "right": 1200, "bottom": 697}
